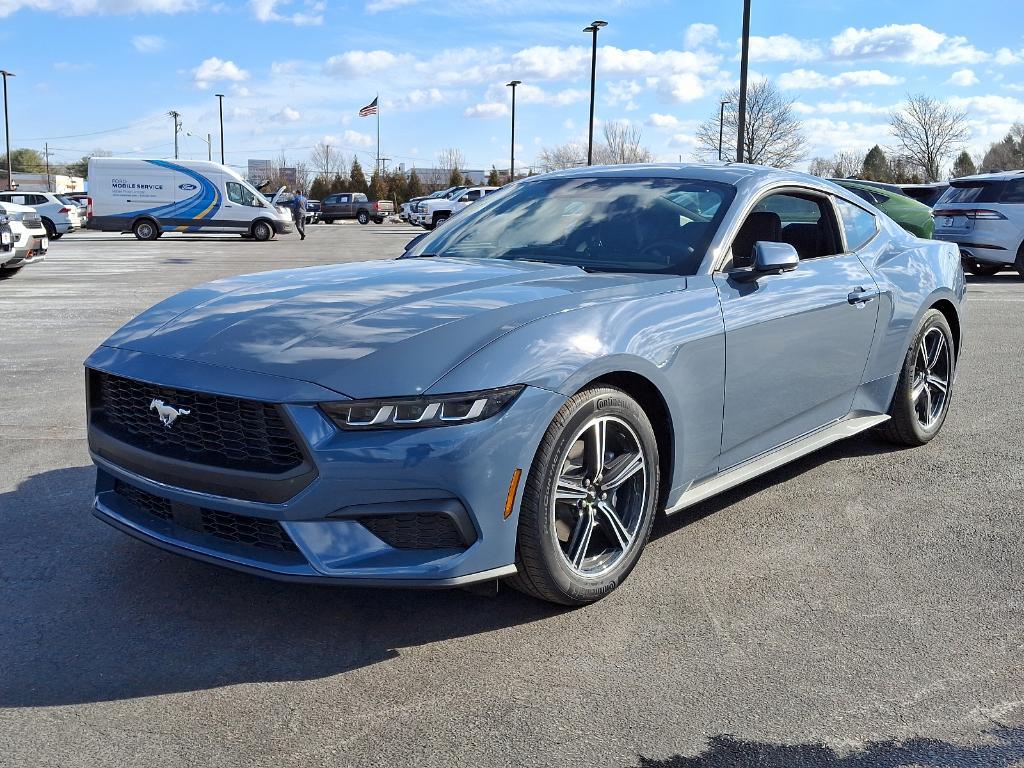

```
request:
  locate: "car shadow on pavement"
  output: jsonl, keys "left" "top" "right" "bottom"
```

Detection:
{"left": 0, "top": 465, "right": 562, "bottom": 708}
{"left": 965, "top": 273, "right": 1022, "bottom": 284}
{"left": 633, "top": 725, "right": 1024, "bottom": 767}
{"left": 653, "top": 432, "right": 905, "bottom": 539}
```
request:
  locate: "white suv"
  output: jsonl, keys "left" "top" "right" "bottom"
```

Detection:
{"left": 0, "top": 191, "right": 80, "bottom": 239}
{"left": 932, "top": 170, "right": 1024, "bottom": 277}
{"left": 0, "top": 201, "right": 48, "bottom": 278}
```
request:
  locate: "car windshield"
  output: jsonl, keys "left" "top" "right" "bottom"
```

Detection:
{"left": 406, "top": 176, "right": 735, "bottom": 275}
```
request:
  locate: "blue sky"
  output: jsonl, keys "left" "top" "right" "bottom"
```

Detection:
{"left": 3, "top": 0, "right": 1023, "bottom": 176}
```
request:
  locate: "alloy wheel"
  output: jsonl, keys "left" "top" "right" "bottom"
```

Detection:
{"left": 912, "top": 326, "right": 950, "bottom": 429}
{"left": 549, "top": 415, "right": 647, "bottom": 579}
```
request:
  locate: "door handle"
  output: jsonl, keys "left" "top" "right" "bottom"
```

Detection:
{"left": 847, "top": 286, "right": 877, "bottom": 304}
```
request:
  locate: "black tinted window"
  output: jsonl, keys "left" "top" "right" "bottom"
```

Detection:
{"left": 939, "top": 182, "right": 1005, "bottom": 204}
{"left": 409, "top": 177, "right": 736, "bottom": 275}
{"left": 1000, "top": 179, "right": 1024, "bottom": 204}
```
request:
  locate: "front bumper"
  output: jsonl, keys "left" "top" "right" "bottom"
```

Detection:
{"left": 273, "top": 219, "right": 294, "bottom": 234}
{"left": 86, "top": 347, "right": 566, "bottom": 585}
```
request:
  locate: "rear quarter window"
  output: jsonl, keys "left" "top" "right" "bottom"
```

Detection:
{"left": 835, "top": 198, "right": 879, "bottom": 251}
{"left": 999, "top": 179, "right": 1024, "bottom": 204}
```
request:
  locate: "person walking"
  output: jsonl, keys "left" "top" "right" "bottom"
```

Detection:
{"left": 291, "top": 188, "right": 308, "bottom": 240}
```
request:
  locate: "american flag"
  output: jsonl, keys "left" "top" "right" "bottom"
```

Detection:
{"left": 358, "top": 97, "right": 378, "bottom": 117}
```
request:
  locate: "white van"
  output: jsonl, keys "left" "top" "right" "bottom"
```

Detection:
{"left": 87, "top": 158, "right": 293, "bottom": 241}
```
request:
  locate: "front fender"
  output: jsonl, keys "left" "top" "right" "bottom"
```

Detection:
{"left": 429, "top": 277, "right": 727, "bottom": 496}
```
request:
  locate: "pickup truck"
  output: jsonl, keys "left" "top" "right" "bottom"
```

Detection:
{"left": 321, "top": 192, "right": 395, "bottom": 225}
{"left": 419, "top": 186, "right": 499, "bottom": 229}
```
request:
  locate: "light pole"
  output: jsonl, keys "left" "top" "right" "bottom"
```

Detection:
{"left": 168, "top": 110, "right": 182, "bottom": 159}
{"left": 187, "top": 132, "right": 212, "bottom": 161}
{"left": 583, "top": 20, "right": 607, "bottom": 166}
{"left": 215, "top": 93, "right": 225, "bottom": 164}
{"left": 506, "top": 80, "right": 520, "bottom": 183}
{"left": 1, "top": 70, "right": 14, "bottom": 191}
{"left": 718, "top": 100, "right": 731, "bottom": 161}
{"left": 736, "top": 0, "right": 751, "bottom": 163}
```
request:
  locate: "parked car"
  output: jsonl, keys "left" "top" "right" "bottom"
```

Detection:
{"left": 932, "top": 170, "right": 1024, "bottom": 276}
{"left": 419, "top": 186, "right": 499, "bottom": 229}
{"left": 401, "top": 188, "right": 454, "bottom": 223}
{"left": 305, "top": 199, "right": 321, "bottom": 224}
{"left": 0, "top": 212, "right": 13, "bottom": 264}
{"left": 833, "top": 179, "right": 934, "bottom": 238}
{"left": 0, "top": 190, "right": 80, "bottom": 239}
{"left": 85, "top": 164, "right": 964, "bottom": 605}
{"left": 0, "top": 201, "right": 48, "bottom": 278}
{"left": 320, "top": 192, "right": 395, "bottom": 224}
{"left": 59, "top": 193, "right": 89, "bottom": 223}
{"left": 898, "top": 182, "right": 949, "bottom": 208}
{"left": 411, "top": 187, "right": 466, "bottom": 227}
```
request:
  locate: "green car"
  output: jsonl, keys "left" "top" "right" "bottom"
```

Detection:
{"left": 833, "top": 179, "right": 935, "bottom": 239}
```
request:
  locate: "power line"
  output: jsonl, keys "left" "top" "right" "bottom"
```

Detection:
{"left": 12, "top": 115, "right": 165, "bottom": 143}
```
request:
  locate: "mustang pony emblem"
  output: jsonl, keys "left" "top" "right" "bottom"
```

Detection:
{"left": 150, "top": 399, "right": 191, "bottom": 428}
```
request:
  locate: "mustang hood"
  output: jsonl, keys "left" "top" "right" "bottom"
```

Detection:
{"left": 102, "top": 257, "right": 675, "bottom": 398}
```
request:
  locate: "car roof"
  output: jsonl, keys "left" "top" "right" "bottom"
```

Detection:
{"left": 953, "top": 169, "right": 1024, "bottom": 183}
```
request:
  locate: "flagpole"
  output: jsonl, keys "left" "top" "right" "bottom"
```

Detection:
{"left": 376, "top": 93, "right": 380, "bottom": 177}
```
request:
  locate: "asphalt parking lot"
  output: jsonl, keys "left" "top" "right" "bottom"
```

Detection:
{"left": 1, "top": 223, "right": 1023, "bottom": 768}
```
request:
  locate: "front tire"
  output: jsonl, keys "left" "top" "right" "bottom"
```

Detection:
{"left": 877, "top": 308, "right": 955, "bottom": 446}
{"left": 251, "top": 220, "right": 274, "bottom": 242}
{"left": 132, "top": 219, "right": 159, "bottom": 241}
{"left": 507, "top": 386, "right": 660, "bottom": 605}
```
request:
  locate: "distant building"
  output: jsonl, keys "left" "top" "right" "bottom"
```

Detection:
{"left": 247, "top": 159, "right": 272, "bottom": 184}
{"left": 1, "top": 171, "right": 85, "bottom": 193}
{"left": 279, "top": 167, "right": 297, "bottom": 187}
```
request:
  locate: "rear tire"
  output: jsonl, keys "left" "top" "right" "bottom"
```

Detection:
{"left": 42, "top": 219, "right": 57, "bottom": 239}
{"left": 962, "top": 255, "right": 1002, "bottom": 276}
{"left": 374, "top": 217, "right": 384, "bottom": 224}
{"left": 357, "top": 211, "right": 370, "bottom": 225}
{"left": 1015, "top": 243, "right": 1024, "bottom": 280}
{"left": 132, "top": 219, "right": 159, "bottom": 241}
{"left": 251, "top": 220, "right": 274, "bottom": 242}
{"left": 506, "top": 386, "right": 660, "bottom": 606}
{"left": 876, "top": 308, "right": 955, "bottom": 447}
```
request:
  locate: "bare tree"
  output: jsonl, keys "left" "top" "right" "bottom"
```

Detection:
{"left": 437, "top": 148, "right": 466, "bottom": 179}
{"left": 889, "top": 94, "right": 969, "bottom": 182}
{"left": 537, "top": 142, "right": 587, "bottom": 172}
{"left": 310, "top": 142, "right": 337, "bottom": 180}
{"left": 294, "top": 161, "right": 312, "bottom": 191}
{"left": 808, "top": 150, "right": 863, "bottom": 178}
{"left": 696, "top": 78, "right": 807, "bottom": 167}
{"left": 596, "top": 120, "right": 654, "bottom": 164}
{"left": 808, "top": 157, "right": 834, "bottom": 177}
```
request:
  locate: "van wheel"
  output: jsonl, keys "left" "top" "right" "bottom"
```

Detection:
{"left": 132, "top": 219, "right": 159, "bottom": 241}
{"left": 252, "top": 221, "right": 274, "bottom": 242}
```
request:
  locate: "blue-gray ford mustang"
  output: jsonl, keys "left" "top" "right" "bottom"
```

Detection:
{"left": 85, "top": 164, "right": 965, "bottom": 605}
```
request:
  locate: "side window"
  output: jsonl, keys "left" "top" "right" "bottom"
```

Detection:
{"left": 354, "top": 194, "right": 367, "bottom": 203}
{"left": 226, "top": 182, "right": 258, "bottom": 207}
{"left": 340, "top": 195, "right": 351, "bottom": 203}
{"left": 11, "top": 195, "right": 28, "bottom": 205}
{"left": 731, "top": 192, "right": 841, "bottom": 266}
{"left": 835, "top": 199, "right": 879, "bottom": 251}
{"left": 465, "top": 190, "right": 482, "bottom": 201}
{"left": 1001, "top": 179, "right": 1024, "bottom": 204}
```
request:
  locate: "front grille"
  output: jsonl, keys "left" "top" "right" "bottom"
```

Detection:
{"left": 359, "top": 513, "right": 467, "bottom": 550}
{"left": 114, "top": 480, "right": 299, "bottom": 553}
{"left": 91, "top": 371, "right": 305, "bottom": 474}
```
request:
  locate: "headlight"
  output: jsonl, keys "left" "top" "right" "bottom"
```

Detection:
{"left": 0, "top": 215, "right": 7, "bottom": 225}
{"left": 320, "top": 385, "right": 523, "bottom": 430}
{"left": 5, "top": 212, "right": 24, "bottom": 222}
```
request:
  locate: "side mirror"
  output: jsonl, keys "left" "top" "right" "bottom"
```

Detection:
{"left": 730, "top": 241, "right": 799, "bottom": 282}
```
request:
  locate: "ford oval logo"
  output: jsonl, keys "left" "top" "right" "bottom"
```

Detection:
{"left": 179, "top": 183, "right": 198, "bottom": 191}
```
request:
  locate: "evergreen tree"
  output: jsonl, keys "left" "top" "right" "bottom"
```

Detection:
{"left": 329, "top": 173, "right": 348, "bottom": 194}
{"left": 951, "top": 150, "right": 977, "bottom": 178}
{"left": 368, "top": 170, "right": 386, "bottom": 201}
{"left": 487, "top": 166, "right": 501, "bottom": 186}
{"left": 309, "top": 175, "right": 329, "bottom": 200}
{"left": 407, "top": 170, "right": 424, "bottom": 198}
{"left": 449, "top": 168, "right": 464, "bottom": 187}
{"left": 349, "top": 157, "right": 368, "bottom": 194}
{"left": 861, "top": 145, "right": 891, "bottom": 182}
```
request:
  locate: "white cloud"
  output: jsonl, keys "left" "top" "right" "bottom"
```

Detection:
{"left": 948, "top": 69, "right": 979, "bottom": 87}
{"left": 651, "top": 72, "right": 707, "bottom": 103}
{"left": 949, "top": 94, "right": 1024, "bottom": 123}
{"left": 684, "top": 23, "right": 718, "bottom": 50}
{"left": 132, "top": 34, "right": 164, "bottom": 52}
{"left": 0, "top": 0, "right": 199, "bottom": 16}
{"left": 995, "top": 47, "right": 1023, "bottom": 66}
{"left": 465, "top": 102, "right": 508, "bottom": 119}
{"left": 366, "top": 0, "right": 422, "bottom": 11}
{"left": 193, "top": 57, "right": 249, "bottom": 89}
{"left": 342, "top": 129, "right": 374, "bottom": 148}
{"left": 250, "top": 0, "right": 323, "bottom": 26}
{"left": 606, "top": 80, "right": 642, "bottom": 106}
{"left": 794, "top": 100, "right": 892, "bottom": 116}
{"left": 324, "top": 50, "right": 406, "bottom": 76}
{"left": 829, "top": 23, "right": 987, "bottom": 65}
{"left": 778, "top": 68, "right": 903, "bottom": 90}
{"left": 274, "top": 106, "right": 301, "bottom": 122}
{"left": 647, "top": 113, "right": 680, "bottom": 129}
{"left": 746, "top": 34, "right": 822, "bottom": 63}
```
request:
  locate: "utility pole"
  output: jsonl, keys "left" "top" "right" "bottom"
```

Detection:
{"left": 215, "top": 94, "right": 225, "bottom": 163}
{"left": 1, "top": 70, "right": 14, "bottom": 191}
{"left": 168, "top": 110, "right": 182, "bottom": 159}
{"left": 736, "top": 0, "right": 751, "bottom": 163}
{"left": 44, "top": 142, "right": 51, "bottom": 191}
{"left": 507, "top": 80, "right": 520, "bottom": 183}
{"left": 583, "top": 20, "right": 607, "bottom": 166}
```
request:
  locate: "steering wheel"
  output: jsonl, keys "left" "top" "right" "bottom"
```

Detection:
{"left": 637, "top": 239, "right": 683, "bottom": 265}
